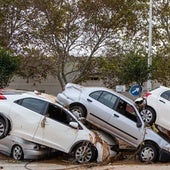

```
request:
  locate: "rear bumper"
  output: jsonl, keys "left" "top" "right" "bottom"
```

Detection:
{"left": 56, "top": 93, "right": 70, "bottom": 106}
{"left": 23, "top": 149, "right": 51, "bottom": 159}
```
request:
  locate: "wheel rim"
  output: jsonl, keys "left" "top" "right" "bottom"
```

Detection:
{"left": 75, "top": 144, "right": 93, "bottom": 163}
{"left": 71, "top": 108, "right": 83, "bottom": 118}
{"left": 0, "top": 120, "right": 5, "bottom": 137}
{"left": 12, "top": 146, "right": 23, "bottom": 160}
{"left": 141, "top": 146, "right": 155, "bottom": 162}
{"left": 140, "top": 109, "right": 153, "bottom": 123}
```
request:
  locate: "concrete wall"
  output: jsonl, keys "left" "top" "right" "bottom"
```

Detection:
{"left": 8, "top": 75, "right": 161, "bottom": 98}
{"left": 8, "top": 76, "right": 62, "bottom": 95}
{"left": 8, "top": 76, "right": 104, "bottom": 95}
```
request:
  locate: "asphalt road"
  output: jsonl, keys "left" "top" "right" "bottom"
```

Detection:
{"left": 1, "top": 153, "right": 170, "bottom": 170}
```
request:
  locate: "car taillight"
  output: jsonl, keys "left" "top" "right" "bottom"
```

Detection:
{"left": 143, "top": 92, "right": 152, "bottom": 98}
{"left": 0, "top": 95, "right": 6, "bottom": 100}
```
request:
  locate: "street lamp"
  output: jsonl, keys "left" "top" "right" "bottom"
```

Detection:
{"left": 147, "top": 0, "right": 153, "bottom": 91}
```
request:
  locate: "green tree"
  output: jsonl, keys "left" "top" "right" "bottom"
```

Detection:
{"left": 152, "top": 54, "right": 170, "bottom": 86}
{"left": 0, "top": 47, "right": 20, "bottom": 88}
{"left": 0, "top": 0, "right": 31, "bottom": 51}
{"left": 120, "top": 52, "right": 150, "bottom": 86}
{"left": 17, "top": 48, "right": 57, "bottom": 84}
{"left": 24, "top": 0, "right": 148, "bottom": 89}
{"left": 96, "top": 56, "right": 122, "bottom": 88}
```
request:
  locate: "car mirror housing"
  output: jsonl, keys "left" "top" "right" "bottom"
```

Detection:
{"left": 69, "top": 122, "right": 79, "bottom": 129}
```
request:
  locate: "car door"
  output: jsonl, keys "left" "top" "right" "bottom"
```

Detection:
{"left": 85, "top": 90, "right": 145, "bottom": 147}
{"left": 9, "top": 98, "right": 46, "bottom": 142}
{"left": 108, "top": 98, "right": 145, "bottom": 147}
{"left": 85, "top": 91, "right": 117, "bottom": 129}
{"left": 157, "top": 90, "right": 170, "bottom": 129}
{"left": 33, "top": 103, "right": 79, "bottom": 152}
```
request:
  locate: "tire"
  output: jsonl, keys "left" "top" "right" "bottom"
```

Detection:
{"left": 73, "top": 142, "right": 97, "bottom": 163}
{"left": 138, "top": 143, "right": 158, "bottom": 162}
{"left": 70, "top": 105, "right": 86, "bottom": 118}
{"left": 12, "top": 145, "right": 24, "bottom": 160}
{"left": 0, "top": 118, "right": 9, "bottom": 139}
{"left": 140, "top": 107, "right": 156, "bottom": 126}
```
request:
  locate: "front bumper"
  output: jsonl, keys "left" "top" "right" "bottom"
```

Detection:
{"left": 23, "top": 148, "right": 51, "bottom": 160}
{"left": 159, "top": 149, "right": 170, "bottom": 162}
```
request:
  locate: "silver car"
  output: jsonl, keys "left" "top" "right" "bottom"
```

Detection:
{"left": 0, "top": 135, "right": 51, "bottom": 160}
{"left": 139, "top": 125, "right": 170, "bottom": 162}
{"left": 57, "top": 83, "right": 145, "bottom": 148}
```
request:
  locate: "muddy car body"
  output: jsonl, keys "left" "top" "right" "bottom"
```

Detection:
{"left": 0, "top": 89, "right": 118, "bottom": 163}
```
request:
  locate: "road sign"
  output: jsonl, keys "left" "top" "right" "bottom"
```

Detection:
{"left": 129, "top": 84, "right": 142, "bottom": 96}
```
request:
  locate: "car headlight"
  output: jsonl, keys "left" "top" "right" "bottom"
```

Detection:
{"left": 33, "top": 145, "right": 40, "bottom": 151}
{"left": 162, "top": 145, "right": 170, "bottom": 153}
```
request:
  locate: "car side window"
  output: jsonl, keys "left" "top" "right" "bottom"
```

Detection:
{"left": 90, "top": 91, "right": 117, "bottom": 109}
{"left": 16, "top": 98, "right": 46, "bottom": 114}
{"left": 46, "top": 103, "right": 74, "bottom": 125}
{"left": 160, "top": 90, "right": 170, "bottom": 101}
{"left": 116, "top": 99, "right": 137, "bottom": 122}
{"left": 89, "top": 91, "right": 102, "bottom": 100}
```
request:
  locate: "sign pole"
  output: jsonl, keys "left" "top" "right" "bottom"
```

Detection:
{"left": 147, "top": 0, "right": 153, "bottom": 91}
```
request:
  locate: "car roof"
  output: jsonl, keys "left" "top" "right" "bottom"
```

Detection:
{"left": 89, "top": 86, "right": 134, "bottom": 103}
{"left": 66, "top": 83, "right": 134, "bottom": 104}
{"left": 0, "top": 89, "right": 57, "bottom": 104}
{"left": 150, "top": 86, "right": 170, "bottom": 95}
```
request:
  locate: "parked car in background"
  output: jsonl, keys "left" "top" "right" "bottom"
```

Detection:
{"left": 0, "top": 89, "right": 118, "bottom": 163}
{"left": 56, "top": 83, "right": 145, "bottom": 148}
{"left": 0, "top": 135, "right": 51, "bottom": 160}
{"left": 135, "top": 86, "right": 170, "bottom": 131}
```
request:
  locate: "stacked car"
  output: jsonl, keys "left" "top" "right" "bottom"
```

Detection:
{"left": 0, "top": 89, "right": 118, "bottom": 163}
{"left": 57, "top": 83, "right": 170, "bottom": 163}
{"left": 1, "top": 84, "right": 170, "bottom": 163}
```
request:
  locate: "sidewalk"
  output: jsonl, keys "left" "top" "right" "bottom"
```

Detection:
{"left": 1, "top": 161, "right": 170, "bottom": 170}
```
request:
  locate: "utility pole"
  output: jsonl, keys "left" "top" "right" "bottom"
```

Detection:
{"left": 147, "top": 0, "right": 153, "bottom": 91}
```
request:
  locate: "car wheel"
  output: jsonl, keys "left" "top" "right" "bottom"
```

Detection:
{"left": 12, "top": 145, "right": 24, "bottom": 160}
{"left": 73, "top": 142, "right": 97, "bottom": 163}
{"left": 70, "top": 105, "right": 86, "bottom": 118}
{"left": 139, "top": 142, "right": 158, "bottom": 162}
{"left": 140, "top": 107, "right": 156, "bottom": 125}
{"left": 0, "top": 118, "right": 8, "bottom": 139}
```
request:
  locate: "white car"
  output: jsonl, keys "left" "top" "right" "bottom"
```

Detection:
{"left": 0, "top": 89, "right": 118, "bottom": 163}
{"left": 56, "top": 83, "right": 145, "bottom": 148}
{"left": 136, "top": 86, "right": 170, "bottom": 131}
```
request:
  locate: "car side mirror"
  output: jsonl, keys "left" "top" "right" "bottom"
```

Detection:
{"left": 69, "top": 122, "right": 79, "bottom": 129}
{"left": 136, "top": 115, "right": 144, "bottom": 128}
{"left": 136, "top": 121, "right": 142, "bottom": 128}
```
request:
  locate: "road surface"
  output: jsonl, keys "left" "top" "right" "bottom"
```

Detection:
{"left": 0, "top": 152, "right": 170, "bottom": 170}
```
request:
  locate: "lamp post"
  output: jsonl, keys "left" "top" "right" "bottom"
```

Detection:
{"left": 147, "top": 0, "right": 153, "bottom": 91}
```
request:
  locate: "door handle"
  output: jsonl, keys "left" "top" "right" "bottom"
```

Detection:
{"left": 159, "top": 100, "right": 165, "bottom": 104}
{"left": 114, "top": 114, "right": 119, "bottom": 118}
{"left": 87, "top": 98, "right": 92, "bottom": 102}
